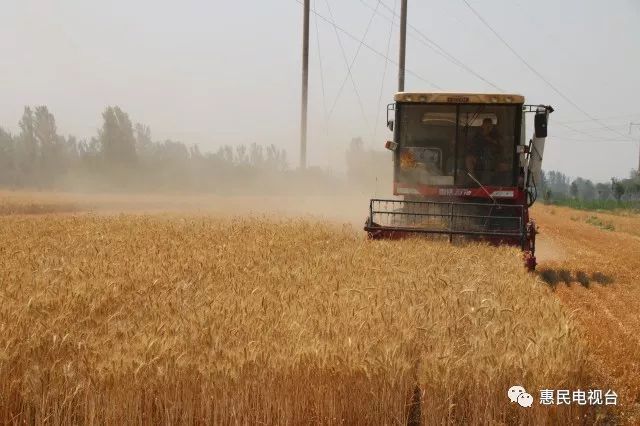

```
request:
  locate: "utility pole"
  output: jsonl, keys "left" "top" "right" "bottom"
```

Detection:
{"left": 631, "top": 122, "right": 640, "bottom": 174}
{"left": 300, "top": 0, "right": 310, "bottom": 169}
{"left": 398, "top": 0, "right": 408, "bottom": 92}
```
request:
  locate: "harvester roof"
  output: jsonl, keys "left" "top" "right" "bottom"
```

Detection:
{"left": 394, "top": 92, "right": 524, "bottom": 104}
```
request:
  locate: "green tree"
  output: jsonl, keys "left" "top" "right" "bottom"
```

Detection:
{"left": 570, "top": 181, "right": 579, "bottom": 199}
{"left": 611, "top": 178, "right": 625, "bottom": 201}
{"left": 249, "top": 143, "right": 264, "bottom": 167}
{"left": 34, "top": 106, "right": 57, "bottom": 148}
{"left": 17, "top": 107, "right": 37, "bottom": 185}
{"left": 0, "top": 127, "right": 16, "bottom": 185}
{"left": 595, "top": 182, "right": 612, "bottom": 200}
{"left": 34, "top": 106, "right": 60, "bottom": 183}
{"left": 581, "top": 179, "right": 596, "bottom": 200}
{"left": 546, "top": 171, "right": 571, "bottom": 198}
{"left": 235, "top": 145, "right": 247, "bottom": 164}
{"left": 100, "top": 106, "right": 137, "bottom": 165}
{"left": 265, "top": 144, "right": 287, "bottom": 171}
{"left": 135, "top": 123, "right": 153, "bottom": 159}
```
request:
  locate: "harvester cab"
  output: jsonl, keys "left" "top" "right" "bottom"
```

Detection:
{"left": 365, "top": 92, "right": 553, "bottom": 270}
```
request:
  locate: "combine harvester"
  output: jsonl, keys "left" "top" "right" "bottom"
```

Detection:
{"left": 364, "top": 92, "right": 553, "bottom": 270}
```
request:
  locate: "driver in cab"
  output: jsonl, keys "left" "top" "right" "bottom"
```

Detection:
{"left": 465, "top": 117, "right": 504, "bottom": 176}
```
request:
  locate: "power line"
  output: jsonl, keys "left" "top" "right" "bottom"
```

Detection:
{"left": 460, "top": 0, "right": 636, "bottom": 143}
{"left": 327, "top": 0, "right": 384, "bottom": 122}
{"left": 554, "top": 122, "right": 620, "bottom": 141}
{"left": 361, "top": 0, "right": 636, "bottom": 147}
{"left": 372, "top": 0, "right": 398, "bottom": 146}
{"left": 323, "top": 0, "right": 369, "bottom": 127}
{"left": 551, "top": 136, "right": 636, "bottom": 143}
{"left": 556, "top": 114, "right": 640, "bottom": 125}
{"left": 313, "top": 0, "right": 329, "bottom": 133}
{"left": 358, "top": 0, "right": 506, "bottom": 92}
{"left": 565, "top": 123, "right": 629, "bottom": 133}
{"left": 554, "top": 120, "right": 637, "bottom": 143}
{"left": 295, "top": 0, "right": 443, "bottom": 90}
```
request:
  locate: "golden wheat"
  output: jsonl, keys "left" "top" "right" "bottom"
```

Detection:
{"left": 534, "top": 205, "right": 640, "bottom": 423}
{"left": 0, "top": 206, "right": 596, "bottom": 424}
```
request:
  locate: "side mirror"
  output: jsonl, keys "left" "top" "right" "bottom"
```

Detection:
{"left": 385, "top": 140, "right": 398, "bottom": 151}
{"left": 534, "top": 112, "right": 548, "bottom": 138}
{"left": 386, "top": 103, "right": 395, "bottom": 131}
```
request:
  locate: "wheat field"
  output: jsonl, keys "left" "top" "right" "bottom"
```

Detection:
{"left": 533, "top": 205, "right": 640, "bottom": 422}
{"left": 0, "top": 197, "right": 602, "bottom": 424}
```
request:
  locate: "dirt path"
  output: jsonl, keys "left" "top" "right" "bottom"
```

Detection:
{"left": 533, "top": 205, "right": 640, "bottom": 421}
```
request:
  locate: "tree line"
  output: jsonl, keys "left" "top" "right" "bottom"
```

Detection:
{"left": 540, "top": 170, "right": 640, "bottom": 203}
{"left": 0, "top": 105, "right": 340, "bottom": 194}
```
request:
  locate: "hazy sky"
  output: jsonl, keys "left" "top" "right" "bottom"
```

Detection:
{"left": 1, "top": 0, "right": 639, "bottom": 182}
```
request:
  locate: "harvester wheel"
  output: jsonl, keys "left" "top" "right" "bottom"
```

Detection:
{"left": 524, "top": 221, "right": 537, "bottom": 271}
{"left": 524, "top": 251, "right": 537, "bottom": 271}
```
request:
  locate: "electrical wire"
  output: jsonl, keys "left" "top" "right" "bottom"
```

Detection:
{"left": 323, "top": 0, "right": 369, "bottom": 128}
{"left": 295, "top": 0, "right": 443, "bottom": 90}
{"left": 358, "top": 0, "right": 506, "bottom": 92}
{"left": 565, "top": 124, "right": 629, "bottom": 133}
{"left": 367, "top": 0, "right": 635, "bottom": 145}
{"left": 550, "top": 136, "right": 636, "bottom": 143}
{"left": 555, "top": 122, "right": 609, "bottom": 139}
{"left": 372, "top": 0, "right": 398, "bottom": 147}
{"left": 554, "top": 121, "right": 635, "bottom": 141}
{"left": 556, "top": 114, "right": 640, "bottom": 125}
{"left": 460, "top": 0, "right": 636, "bottom": 143}
{"left": 313, "top": 0, "right": 329, "bottom": 134}
{"left": 327, "top": 0, "right": 382, "bottom": 122}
